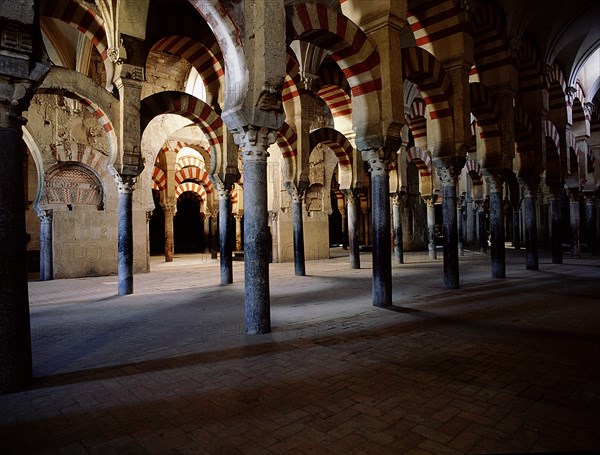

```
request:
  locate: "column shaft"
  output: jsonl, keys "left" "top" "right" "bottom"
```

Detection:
{"left": 512, "top": 209, "right": 521, "bottom": 249}
{"left": 392, "top": 196, "right": 404, "bottom": 264}
{"left": 585, "top": 196, "right": 596, "bottom": 255}
{"left": 550, "top": 196, "right": 563, "bottom": 264}
{"left": 164, "top": 206, "right": 174, "bottom": 262}
{"left": 347, "top": 194, "right": 360, "bottom": 269}
{"left": 442, "top": 183, "right": 460, "bottom": 289}
{"left": 371, "top": 172, "right": 392, "bottom": 306}
{"left": 292, "top": 198, "right": 306, "bottom": 276}
{"left": 39, "top": 211, "right": 54, "bottom": 281}
{"left": 478, "top": 208, "right": 487, "bottom": 253}
{"left": 219, "top": 191, "right": 233, "bottom": 284}
{"left": 523, "top": 192, "right": 538, "bottom": 270}
{"left": 488, "top": 176, "right": 505, "bottom": 278}
{"left": 426, "top": 200, "right": 437, "bottom": 259}
{"left": 118, "top": 182, "right": 134, "bottom": 295}
{"left": 457, "top": 205, "right": 464, "bottom": 257}
{"left": 0, "top": 124, "right": 32, "bottom": 392}
{"left": 235, "top": 215, "right": 243, "bottom": 251}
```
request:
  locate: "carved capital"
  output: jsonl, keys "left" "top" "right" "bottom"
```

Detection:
{"left": 485, "top": 174, "right": 503, "bottom": 194}
{"left": 583, "top": 192, "right": 596, "bottom": 206}
{"left": 116, "top": 175, "right": 137, "bottom": 193}
{"left": 437, "top": 166, "right": 458, "bottom": 188}
{"left": 268, "top": 210, "right": 279, "bottom": 222}
{"left": 361, "top": 148, "right": 390, "bottom": 177}
{"left": 38, "top": 209, "right": 53, "bottom": 224}
{"left": 234, "top": 126, "right": 277, "bottom": 162}
{"left": 162, "top": 205, "right": 176, "bottom": 217}
{"left": 522, "top": 179, "right": 539, "bottom": 199}
{"left": 566, "top": 187, "right": 579, "bottom": 202}
{"left": 215, "top": 182, "right": 232, "bottom": 200}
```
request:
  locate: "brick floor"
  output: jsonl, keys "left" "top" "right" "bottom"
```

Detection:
{"left": 1, "top": 248, "right": 600, "bottom": 453}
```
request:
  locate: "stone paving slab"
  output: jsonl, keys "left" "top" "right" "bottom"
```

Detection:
{"left": 1, "top": 248, "right": 600, "bottom": 453}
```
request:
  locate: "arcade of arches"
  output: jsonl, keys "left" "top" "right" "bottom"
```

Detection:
{"left": 1, "top": 0, "right": 600, "bottom": 436}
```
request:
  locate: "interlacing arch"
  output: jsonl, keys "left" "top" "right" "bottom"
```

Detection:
{"left": 174, "top": 167, "right": 214, "bottom": 194}
{"left": 286, "top": 1, "right": 383, "bottom": 143}
{"left": 406, "top": 97, "right": 427, "bottom": 148}
{"left": 317, "top": 85, "right": 352, "bottom": 119}
{"left": 141, "top": 92, "right": 223, "bottom": 153}
{"left": 40, "top": 0, "right": 112, "bottom": 88}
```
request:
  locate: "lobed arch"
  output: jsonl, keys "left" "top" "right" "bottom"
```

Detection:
{"left": 40, "top": 0, "right": 113, "bottom": 89}
{"left": 402, "top": 46, "right": 454, "bottom": 157}
{"left": 310, "top": 127, "right": 353, "bottom": 190}
{"left": 286, "top": 1, "right": 383, "bottom": 148}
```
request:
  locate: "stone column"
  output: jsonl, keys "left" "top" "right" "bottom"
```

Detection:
{"left": 145, "top": 211, "right": 152, "bottom": 273}
{"left": 522, "top": 180, "right": 539, "bottom": 270}
{"left": 457, "top": 196, "right": 464, "bottom": 257}
{"left": 362, "top": 149, "right": 392, "bottom": 307}
{"left": 584, "top": 193, "right": 597, "bottom": 255}
{"left": 477, "top": 200, "right": 487, "bottom": 253}
{"left": 117, "top": 176, "right": 136, "bottom": 295}
{"left": 217, "top": 185, "right": 233, "bottom": 284}
{"left": 346, "top": 190, "right": 361, "bottom": 269}
{"left": 392, "top": 194, "right": 404, "bottom": 264}
{"left": 486, "top": 174, "right": 505, "bottom": 278}
{"left": 162, "top": 204, "right": 175, "bottom": 262}
{"left": 39, "top": 209, "right": 54, "bottom": 281}
{"left": 567, "top": 188, "right": 581, "bottom": 258}
{"left": 203, "top": 214, "right": 211, "bottom": 254}
{"left": 210, "top": 209, "right": 219, "bottom": 260}
{"left": 289, "top": 189, "right": 306, "bottom": 276}
{"left": 234, "top": 214, "right": 243, "bottom": 251}
{"left": 548, "top": 188, "right": 563, "bottom": 264}
{"left": 235, "top": 127, "right": 276, "bottom": 334}
{"left": 362, "top": 207, "right": 370, "bottom": 246}
{"left": 340, "top": 204, "right": 348, "bottom": 250}
{"left": 438, "top": 167, "right": 460, "bottom": 289}
{"left": 0, "top": 83, "right": 33, "bottom": 392}
{"left": 269, "top": 211, "right": 279, "bottom": 264}
{"left": 425, "top": 198, "right": 437, "bottom": 259}
{"left": 512, "top": 207, "right": 521, "bottom": 249}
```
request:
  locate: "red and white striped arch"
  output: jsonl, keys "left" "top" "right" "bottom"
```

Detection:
{"left": 469, "top": 82, "right": 501, "bottom": 140}
{"left": 407, "top": 0, "right": 468, "bottom": 49}
{"left": 286, "top": 1, "right": 383, "bottom": 144}
{"left": 282, "top": 51, "right": 302, "bottom": 103}
{"left": 470, "top": 2, "right": 512, "bottom": 78}
{"left": 464, "top": 159, "right": 484, "bottom": 200}
{"left": 41, "top": 0, "right": 112, "bottom": 88}
{"left": 276, "top": 122, "right": 298, "bottom": 160}
{"left": 175, "top": 181, "right": 207, "bottom": 201}
{"left": 570, "top": 81, "right": 591, "bottom": 136}
{"left": 310, "top": 127, "right": 353, "bottom": 189}
{"left": 150, "top": 35, "right": 224, "bottom": 88}
{"left": 516, "top": 36, "right": 544, "bottom": 94}
{"left": 513, "top": 107, "right": 534, "bottom": 156}
{"left": 141, "top": 92, "right": 223, "bottom": 152}
{"left": 174, "top": 167, "right": 214, "bottom": 194}
{"left": 406, "top": 146, "right": 432, "bottom": 179}
{"left": 186, "top": 0, "right": 247, "bottom": 111}
{"left": 177, "top": 155, "right": 205, "bottom": 171}
{"left": 546, "top": 62, "right": 568, "bottom": 114}
{"left": 152, "top": 167, "right": 167, "bottom": 191}
{"left": 406, "top": 97, "right": 427, "bottom": 148}
{"left": 544, "top": 120, "right": 561, "bottom": 156}
{"left": 317, "top": 85, "right": 352, "bottom": 119}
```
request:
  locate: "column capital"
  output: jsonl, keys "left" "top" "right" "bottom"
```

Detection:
{"left": 521, "top": 179, "right": 539, "bottom": 199}
{"left": 268, "top": 210, "right": 279, "bottom": 222}
{"left": 566, "top": 187, "right": 579, "bottom": 202}
{"left": 38, "top": 209, "right": 53, "bottom": 223}
{"left": 361, "top": 148, "right": 390, "bottom": 177}
{"left": 234, "top": 126, "right": 277, "bottom": 162}
{"left": 162, "top": 205, "right": 176, "bottom": 217}
{"left": 116, "top": 175, "right": 137, "bottom": 193}
{"left": 214, "top": 182, "right": 233, "bottom": 200}
{"left": 484, "top": 173, "right": 503, "bottom": 194}
{"left": 583, "top": 192, "right": 596, "bottom": 205}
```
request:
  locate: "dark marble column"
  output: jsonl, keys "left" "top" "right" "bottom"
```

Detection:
{"left": 512, "top": 208, "right": 521, "bottom": 250}
{"left": 210, "top": 210, "right": 219, "bottom": 260}
{"left": 567, "top": 188, "right": 581, "bottom": 258}
{"left": 486, "top": 174, "right": 505, "bottom": 278}
{"left": 439, "top": 168, "right": 460, "bottom": 289}
{"left": 39, "top": 209, "right": 54, "bottom": 281}
{"left": 426, "top": 198, "right": 437, "bottom": 259}
{"left": 290, "top": 190, "right": 306, "bottom": 276}
{"left": 457, "top": 197, "right": 464, "bottom": 257}
{"left": 145, "top": 211, "right": 152, "bottom": 273}
{"left": 117, "top": 176, "right": 136, "bottom": 295}
{"left": 392, "top": 194, "right": 404, "bottom": 264}
{"left": 522, "top": 180, "right": 539, "bottom": 270}
{"left": 584, "top": 193, "right": 596, "bottom": 255}
{"left": 346, "top": 190, "right": 361, "bottom": 269}
{"left": 203, "top": 214, "right": 211, "bottom": 254}
{"left": 362, "top": 149, "right": 392, "bottom": 307}
{"left": 477, "top": 200, "right": 487, "bottom": 253}
{"left": 548, "top": 189, "right": 563, "bottom": 264}
{"left": 218, "top": 185, "right": 233, "bottom": 284}
{"left": 235, "top": 127, "right": 275, "bottom": 334}
{"left": 163, "top": 204, "right": 175, "bottom": 262}
{"left": 0, "top": 99, "right": 33, "bottom": 392}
